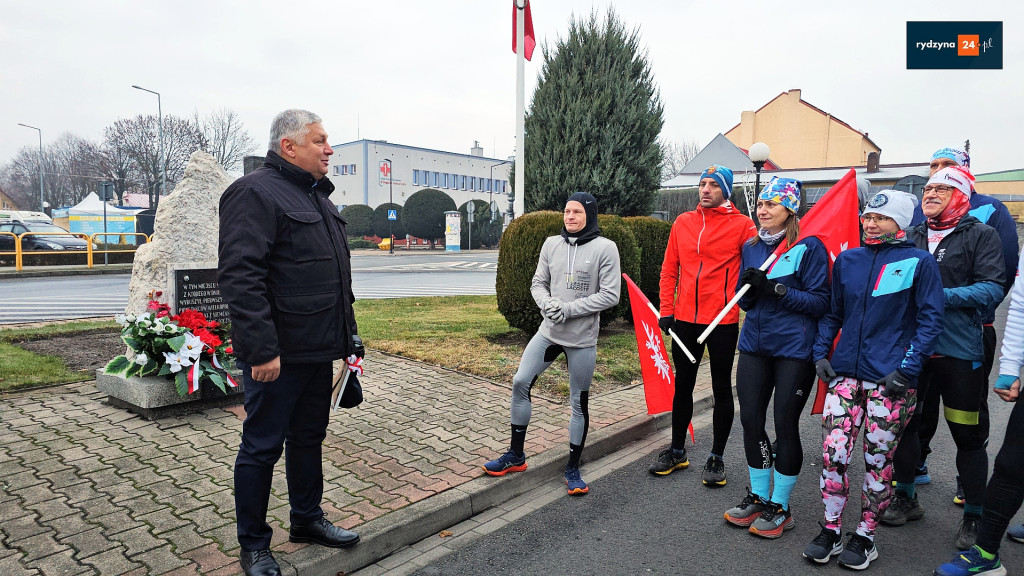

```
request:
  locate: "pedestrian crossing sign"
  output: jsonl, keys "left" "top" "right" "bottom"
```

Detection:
{"left": 388, "top": 210, "right": 397, "bottom": 221}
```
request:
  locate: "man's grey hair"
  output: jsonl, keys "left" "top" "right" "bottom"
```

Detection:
{"left": 268, "top": 109, "right": 322, "bottom": 154}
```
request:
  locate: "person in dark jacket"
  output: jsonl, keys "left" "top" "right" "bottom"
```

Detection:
{"left": 802, "top": 190, "right": 944, "bottom": 570}
{"left": 884, "top": 166, "right": 1005, "bottom": 551}
{"left": 722, "top": 178, "right": 829, "bottom": 539}
{"left": 909, "top": 147, "right": 1018, "bottom": 506}
{"left": 219, "top": 110, "right": 361, "bottom": 576}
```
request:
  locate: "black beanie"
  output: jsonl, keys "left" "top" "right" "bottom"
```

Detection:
{"left": 562, "top": 192, "right": 600, "bottom": 245}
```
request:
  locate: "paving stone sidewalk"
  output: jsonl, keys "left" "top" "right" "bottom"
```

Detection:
{"left": 0, "top": 351, "right": 717, "bottom": 575}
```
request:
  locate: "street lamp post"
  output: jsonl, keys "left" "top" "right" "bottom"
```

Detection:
{"left": 131, "top": 85, "right": 166, "bottom": 207}
{"left": 384, "top": 158, "right": 394, "bottom": 255}
{"left": 748, "top": 142, "right": 771, "bottom": 219}
{"left": 17, "top": 123, "right": 44, "bottom": 212}
{"left": 488, "top": 160, "right": 511, "bottom": 222}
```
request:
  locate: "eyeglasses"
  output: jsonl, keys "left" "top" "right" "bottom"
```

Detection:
{"left": 860, "top": 215, "right": 894, "bottom": 223}
{"left": 923, "top": 184, "right": 956, "bottom": 195}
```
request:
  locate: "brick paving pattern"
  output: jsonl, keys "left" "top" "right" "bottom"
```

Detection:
{"left": 0, "top": 351, "right": 715, "bottom": 575}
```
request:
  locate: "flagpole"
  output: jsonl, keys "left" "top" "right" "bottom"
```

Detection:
{"left": 696, "top": 253, "right": 779, "bottom": 345}
{"left": 513, "top": 0, "right": 526, "bottom": 221}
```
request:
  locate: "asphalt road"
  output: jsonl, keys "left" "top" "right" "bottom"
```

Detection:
{"left": 0, "top": 251, "right": 498, "bottom": 324}
{"left": 413, "top": 300, "right": 1023, "bottom": 576}
{"left": 413, "top": 397, "right": 1024, "bottom": 576}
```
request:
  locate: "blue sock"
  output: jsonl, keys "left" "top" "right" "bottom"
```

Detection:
{"left": 964, "top": 504, "right": 984, "bottom": 517}
{"left": 771, "top": 471, "right": 798, "bottom": 510}
{"left": 896, "top": 482, "right": 916, "bottom": 499}
{"left": 748, "top": 466, "right": 771, "bottom": 501}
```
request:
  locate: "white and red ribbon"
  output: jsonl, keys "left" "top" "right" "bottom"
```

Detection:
{"left": 187, "top": 363, "right": 201, "bottom": 394}
{"left": 346, "top": 355, "right": 364, "bottom": 376}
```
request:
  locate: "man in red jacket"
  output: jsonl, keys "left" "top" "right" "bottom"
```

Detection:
{"left": 650, "top": 164, "right": 756, "bottom": 487}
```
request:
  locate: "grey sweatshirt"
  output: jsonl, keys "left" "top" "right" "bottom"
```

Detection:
{"left": 531, "top": 235, "right": 621, "bottom": 348}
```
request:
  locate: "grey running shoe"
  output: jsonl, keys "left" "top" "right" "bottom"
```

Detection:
{"left": 803, "top": 522, "right": 843, "bottom": 564}
{"left": 880, "top": 492, "right": 925, "bottom": 526}
{"left": 648, "top": 448, "right": 689, "bottom": 476}
{"left": 750, "top": 501, "right": 794, "bottom": 539}
{"left": 957, "top": 514, "right": 982, "bottom": 551}
{"left": 724, "top": 489, "right": 769, "bottom": 527}
{"left": 837, "top": 533, "right": 878, "bottom": 570}
{"left": 701, "top": 456, "right": 726, "bottom": 487}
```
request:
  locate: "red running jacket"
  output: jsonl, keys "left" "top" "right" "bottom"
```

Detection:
{"left": 659, "top": 202, "right": 756, "bottom": 325}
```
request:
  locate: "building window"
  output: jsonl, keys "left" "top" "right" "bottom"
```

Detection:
{"left": 333, "top": 166, "right": 341, "bottom": 176}
{"left": 470, "top": 177, "right": 476, "bottom": 191}
{"left": 413, "top": 170, "right": 420, "bottom": 185}
{"left": 349, "top": 164, "right": 356, "bottom": 174}
{"left": 432, "top": 172, "right": 438, "bottom": 187}
{"left": 342, "top": 165, "right": 349, "bottom": 175}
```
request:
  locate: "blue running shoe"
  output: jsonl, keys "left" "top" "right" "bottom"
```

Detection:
{"left": 934, "top": 546, "right": 1006, "bottom": 576}
{"left": 915, "top": 462, "right": 931, "bottom": 485}
{"left": 483, "top": 449, "right": 527, "bottom": 476}
{"left": 565, "top": 466, "right": 589, "bottom": 496}
{"left": 1007, "top": 523, "right": 1024, "bottom": 543}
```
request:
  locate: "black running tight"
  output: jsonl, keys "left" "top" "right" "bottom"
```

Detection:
{"left": 976, "top": 396, "right": 1024, "bottom": 554}
{"left": 735, "top": 353, "right": 815, "bottom": 476}
{"left": 669, "top": 321, "right": 738, "bottom": 456}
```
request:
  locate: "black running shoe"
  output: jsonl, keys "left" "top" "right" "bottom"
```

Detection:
{"left": 803, "top": 522, "right": 843, "bottom": 564}
{"left": 957, "top": 514, "right": 982, "bottom": 551}
{"left": 837, "top": 533, "right": 878, "bottom": 570}
{"left": 648, "top": 448, "right": 689, "bottom": 476}
{"left": 881, "top": 492, "right": 925, "bottom": 526}
{"left": 701, "top": 456, "right": 726, "bottom": 487}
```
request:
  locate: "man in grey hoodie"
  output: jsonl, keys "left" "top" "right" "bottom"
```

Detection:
{"left": 483, "top": 192, "right": 621, "bottom": 495}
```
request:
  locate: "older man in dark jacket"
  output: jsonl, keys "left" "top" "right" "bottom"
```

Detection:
{"left": 885, "top": 166, "right": 1005, "bottom": 552}
{"left": 219, "top": 109, "right": 360, "bottom": 576}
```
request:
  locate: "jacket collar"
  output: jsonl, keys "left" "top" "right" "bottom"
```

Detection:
{"left": 263, "top": 150, "right": 336, "bottom": 195}
{"left": 696, "top": 200, "right": 737, "bottom": 216}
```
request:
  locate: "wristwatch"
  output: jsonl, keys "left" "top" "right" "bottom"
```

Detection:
{"left": 773, "top": 283, "right": 788, "bottom": 298}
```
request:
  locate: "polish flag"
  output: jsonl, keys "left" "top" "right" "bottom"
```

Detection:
{"left": 512, "top": 1, "right": 535, "bottom": 61}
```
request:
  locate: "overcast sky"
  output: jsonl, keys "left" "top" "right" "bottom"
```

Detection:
{"left": 2, "top": 1, "right": 1020, "bottom": 176}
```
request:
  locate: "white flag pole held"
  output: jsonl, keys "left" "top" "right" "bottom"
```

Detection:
{"left": 696, "top": 252, "right": 779, "bottom": 345}
{"left": 644, "top": 300, "right": 696, "bottom": 364}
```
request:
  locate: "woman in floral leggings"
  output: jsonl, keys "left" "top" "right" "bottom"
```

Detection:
{"left": 803, "top": 190, "right": 944, "bottom": 571}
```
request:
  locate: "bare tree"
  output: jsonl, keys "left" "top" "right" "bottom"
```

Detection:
{"left": 0, "top": 134, "right": 103, "bottom": 210}
{"left": 195, "top": 108, "right": 258, "bottom": 173}
{"left": 100, "top": 126, "right": 143, "bottom": 206}
{"left": 659, "top": 138, "right": 702, "bottom": 182}
{"left": 107, "top": 114, "right": 207, "bottom": 209}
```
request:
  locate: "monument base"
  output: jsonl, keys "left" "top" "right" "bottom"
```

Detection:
{"left": 96, "top": 369, "right": 244, "bottom": 420}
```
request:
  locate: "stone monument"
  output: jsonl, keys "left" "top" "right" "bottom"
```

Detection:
{"left": 99, "top": 151, "right": 241, "bottom": 419}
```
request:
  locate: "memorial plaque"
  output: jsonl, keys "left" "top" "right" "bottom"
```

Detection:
{"left": 174, "top": 268, "right": 230, "bottom": 323}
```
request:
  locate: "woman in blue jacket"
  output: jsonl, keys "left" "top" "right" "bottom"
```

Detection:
{"left": 803, "top": 190, "right": 944, "bottom": 571}
{"left": 722, "top": 178, "right": 829, "bottom": 540}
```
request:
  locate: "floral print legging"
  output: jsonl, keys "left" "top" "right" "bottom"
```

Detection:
{"left": 819, "top": 377, "right": 917, "bottom": 540}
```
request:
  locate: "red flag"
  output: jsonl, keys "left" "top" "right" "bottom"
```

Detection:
{"left": 512, "top": 0, "right": 535, "bottom": 61}
{"left": 774, "top": 168, "right": 860, "bottom": 273}
{"left": 624, "top": 274, "right": 674, "bottom": 415}
{"left": 782, "top": 168, "right": 860, "bottom": 414}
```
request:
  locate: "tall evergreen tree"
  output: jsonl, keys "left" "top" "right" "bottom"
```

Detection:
{"left": 524, "top": 8, "right": 664, "bottom": 216}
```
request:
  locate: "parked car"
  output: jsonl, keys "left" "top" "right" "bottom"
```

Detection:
{"left": 0, "top": 221, "right": 92, "bottom": 252}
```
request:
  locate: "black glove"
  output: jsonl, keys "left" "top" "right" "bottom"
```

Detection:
{"left": 352, "top": 334, "right": 365, "bottom": 358}
{"left": 740, "top": 268, "right": 770, "bottom": 292}
{"left": 815, "top": 358, "right": 837, "bottom": 383}
{"left": 876, "top": 370, "right": 910, "bottom": 398}
{"left": 658, "top": 315, "right": 674, "bottom": 334}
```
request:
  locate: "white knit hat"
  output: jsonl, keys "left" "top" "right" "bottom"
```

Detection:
{"left": 863, "top": 190, "right": 919, "bottom": 230}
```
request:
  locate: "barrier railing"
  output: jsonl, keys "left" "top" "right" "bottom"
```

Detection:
{"left": 89, "top": 233, "right": 151, "bottom": 267}
{"left": 0, "top": 232, "right": 151, "bottom": 271}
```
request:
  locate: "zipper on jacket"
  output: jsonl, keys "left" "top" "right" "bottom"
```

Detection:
{"left": 693, "top": 261, "right": 703, "bottom": 323}
{"left": 855, "top": 248, "right": 880, "bottom": 379}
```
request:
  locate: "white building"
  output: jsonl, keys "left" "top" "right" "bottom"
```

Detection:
{"left": 327, "top": 140, "right": 512, "bottom": 213}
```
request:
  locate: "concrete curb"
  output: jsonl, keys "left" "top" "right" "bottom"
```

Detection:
{"left": 284, "top": 392, "right": 712, "bottom": 576}
{"left": 0, "top": 264, "right": 133, "bottom": 278}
